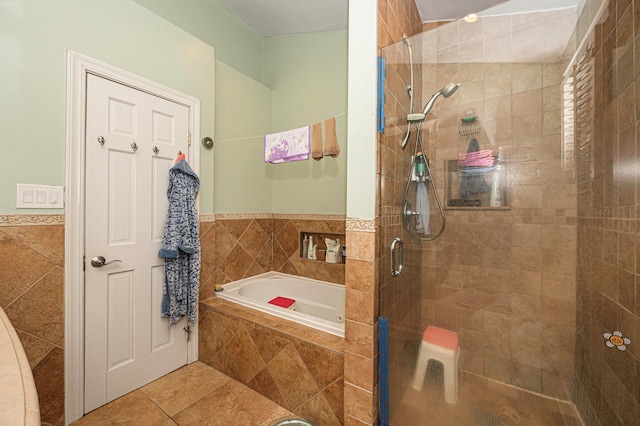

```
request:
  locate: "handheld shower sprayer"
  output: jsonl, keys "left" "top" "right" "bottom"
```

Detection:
{"left": 406, "top": 82, "right": 460, "bottom": 124}
{"left": 422, "top": 82, "right": 459, "bottom": 114}
{"left": 400, "top": 82, "right": 460, "bottom": 241}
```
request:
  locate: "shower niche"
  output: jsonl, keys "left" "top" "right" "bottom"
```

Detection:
{"left": 444, "top": 158, "right": 510, "bottom": 210}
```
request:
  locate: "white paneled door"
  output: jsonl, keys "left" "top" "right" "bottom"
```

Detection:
{"left": 84, "top": 74, "right": 190, "bottom": 413}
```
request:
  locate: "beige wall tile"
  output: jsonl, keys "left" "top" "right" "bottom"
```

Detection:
{"left": 512, "top": 63, "right": 543, "bottom": 93}
{"left": 344, "top": 383, "right": 374, "bottom": 423}
{"left": 513, "top": 89, "right": 543, "bottom": 116}
{"left": 346, "top": 288, "right": 375, "bottom": 325}
{"left": 512, "top": 224, "right": 543, "bottom": 247}
{"left": 344, "top": 352, "right": 375, "bottom": 392}
{"left": 346, "top": 231, "right": 375, "bottom": 260}
{"left": 345, "top": 321, "right": 376, "bottom": 358}
{"left": 346, "top": 259, "right": 375, "bottom": 293}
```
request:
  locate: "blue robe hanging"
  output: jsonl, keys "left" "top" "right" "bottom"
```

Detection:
{"left": 158, "top": 158, "right": 200, "bottom": 325}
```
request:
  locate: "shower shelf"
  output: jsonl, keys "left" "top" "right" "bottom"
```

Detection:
{"left": 444, "top": 159, "right": 510, "bottom": 210}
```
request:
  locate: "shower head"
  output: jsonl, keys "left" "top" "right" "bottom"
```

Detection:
{"left": 421, "top": 82, "right": 460, "bottom": 116}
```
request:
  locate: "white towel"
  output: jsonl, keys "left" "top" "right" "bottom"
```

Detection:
{"left": 415, "top": 181, "right": 430, "bottom": 235}
{"left": 264, "top": 126, "right": 310, "bottom": 163}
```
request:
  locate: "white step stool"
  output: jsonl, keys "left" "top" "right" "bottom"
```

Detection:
{"left": 412, "top": 326, "right": 459, "bottom": 404}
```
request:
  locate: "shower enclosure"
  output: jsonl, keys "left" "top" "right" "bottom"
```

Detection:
{"left": 379, "top": 2, "right": 591, "bottom": 424}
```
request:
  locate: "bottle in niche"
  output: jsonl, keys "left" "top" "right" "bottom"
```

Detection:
{"left": 307, "top": 236, "right": 315, "bottom": 259}
{"left": 489, "top": 165, "right": 502, "bottom": 207}
{"left": 302, "top": 235, "right": 309, "bottom": 258}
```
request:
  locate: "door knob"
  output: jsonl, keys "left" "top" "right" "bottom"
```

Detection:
{"left": 90, "top": 256, "right": 122, "bottom": 268}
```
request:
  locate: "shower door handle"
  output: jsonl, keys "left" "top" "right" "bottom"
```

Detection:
{"left": 390, "top": 237, "right": 403, "bottom": 277}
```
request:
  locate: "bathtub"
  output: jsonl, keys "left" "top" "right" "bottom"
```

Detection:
{"left": 216, "top": 271, "right": 345, "bottom": 337}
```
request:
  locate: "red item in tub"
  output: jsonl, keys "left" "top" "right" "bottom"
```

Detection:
{"left": 268, "top": 296, "right": 296, "bottom": 308}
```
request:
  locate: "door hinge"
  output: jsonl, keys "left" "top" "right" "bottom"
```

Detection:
{"left": 187, "top": 132, "right": 191, "bottom": 146}
{"left": 183, "top": 325, "right": 192, "bottom": 341}
{"left": 83, "top": 255, "right": 85, "bottom": 271}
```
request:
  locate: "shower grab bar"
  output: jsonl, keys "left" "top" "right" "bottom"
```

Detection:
{"left": 390, "top": 237, "right": 403, "bottom": 277}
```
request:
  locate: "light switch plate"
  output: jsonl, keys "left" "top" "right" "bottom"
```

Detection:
{"left": 17, "top": 184, "right": 64, "bottom": 209}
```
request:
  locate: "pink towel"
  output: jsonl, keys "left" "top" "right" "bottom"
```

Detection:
{"left": 458, "top": 149, "right": 494, "bottom": 167}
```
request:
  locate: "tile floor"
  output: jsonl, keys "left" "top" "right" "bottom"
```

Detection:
{"left": 72, "top": 359, "right": 587, "bottom": 425}
{"left": 391, "top": 365, "right": 584, "bottom": 426}
{"left": 71, "top": 362, "right": 301, "bottom": 426}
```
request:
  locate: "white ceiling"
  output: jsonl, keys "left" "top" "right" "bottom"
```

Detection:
{"left": 216, "top": 0, "right": 348, "bottom": 36}
{"left": 216, "top": 0, "right": 582, "bottom": 36}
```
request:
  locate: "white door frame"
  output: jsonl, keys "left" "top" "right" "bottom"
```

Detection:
{"left": 64, "top": 50, "right": 201, "bottom": 424}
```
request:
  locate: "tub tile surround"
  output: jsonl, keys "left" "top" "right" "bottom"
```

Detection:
{"left": 199, "top": 297, "right": 345, "bottom": 425}
{"left": 214, "top": 214, "right": 346, "bottom": 286}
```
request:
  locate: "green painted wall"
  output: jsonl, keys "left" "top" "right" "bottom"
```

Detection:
{"left": 0, "top": 0, "right": 216, "bottom": 214}
{"left": 1, "top": 0, "right": 351, "bottom": 217}
{"left": 263, "top": 30, "right": 348, "bottom": 215}
{"left": 132, "top": 0, "right": 264, "bottom": 82}
{"left": 214, "top": 61, "right": 273, "bottom": 213}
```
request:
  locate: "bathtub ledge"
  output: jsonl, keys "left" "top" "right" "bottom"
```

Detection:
{"left": 201, "top": 297, "right": 344, "bottom": 353}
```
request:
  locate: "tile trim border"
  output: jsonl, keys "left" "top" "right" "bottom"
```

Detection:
{"left": 0, "top": 214, "right": 65, "bottom": 226}
{"left": 0, "top": 213, "right": 349, "bottom": 226}
{"left": 214, "top": 213, "right": 346, "bottom": 221}
{"left": 274, "top": 213, "right": 345, "bottom": 221}
{"left": 346, "top": 218, "right": 376, "bottom": 232}
{"left": 200, "top": 214, "right": 216, "bottom": 223}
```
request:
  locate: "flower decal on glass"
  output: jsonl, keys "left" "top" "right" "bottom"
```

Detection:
{"left": 604, "top": 331, "right": 631, "bottom": 351}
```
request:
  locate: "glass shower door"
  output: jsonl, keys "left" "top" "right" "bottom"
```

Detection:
{"left": 379, "top": 4, "right": 583, "bottom": 424}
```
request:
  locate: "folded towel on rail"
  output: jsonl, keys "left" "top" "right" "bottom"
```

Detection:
{"left": 311, "top": 122, "right": 324, "bottom": 160}
{"left": 264, "top": 125, "right": 310, "bottom": 163}
{"left": 323, "top": 117, "right": 340, "bottom": 158}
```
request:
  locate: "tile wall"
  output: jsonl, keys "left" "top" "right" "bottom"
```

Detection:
{"left": 213, "top": 214, "right": 346, "bottom": 288}
{"left": 418, "top": 10, "right": 578, "bottom": 399}
{"left": 343, "top": 222, "right": 379, "bottom": 426}
{"left": 574, "top": 0, "right": 640, "bottom": 424}
{"left": 199, "top": 297, "right": 345, "bottom": 425}
{"left": 0, "top": 213, "right": 346, "bottom": 425}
